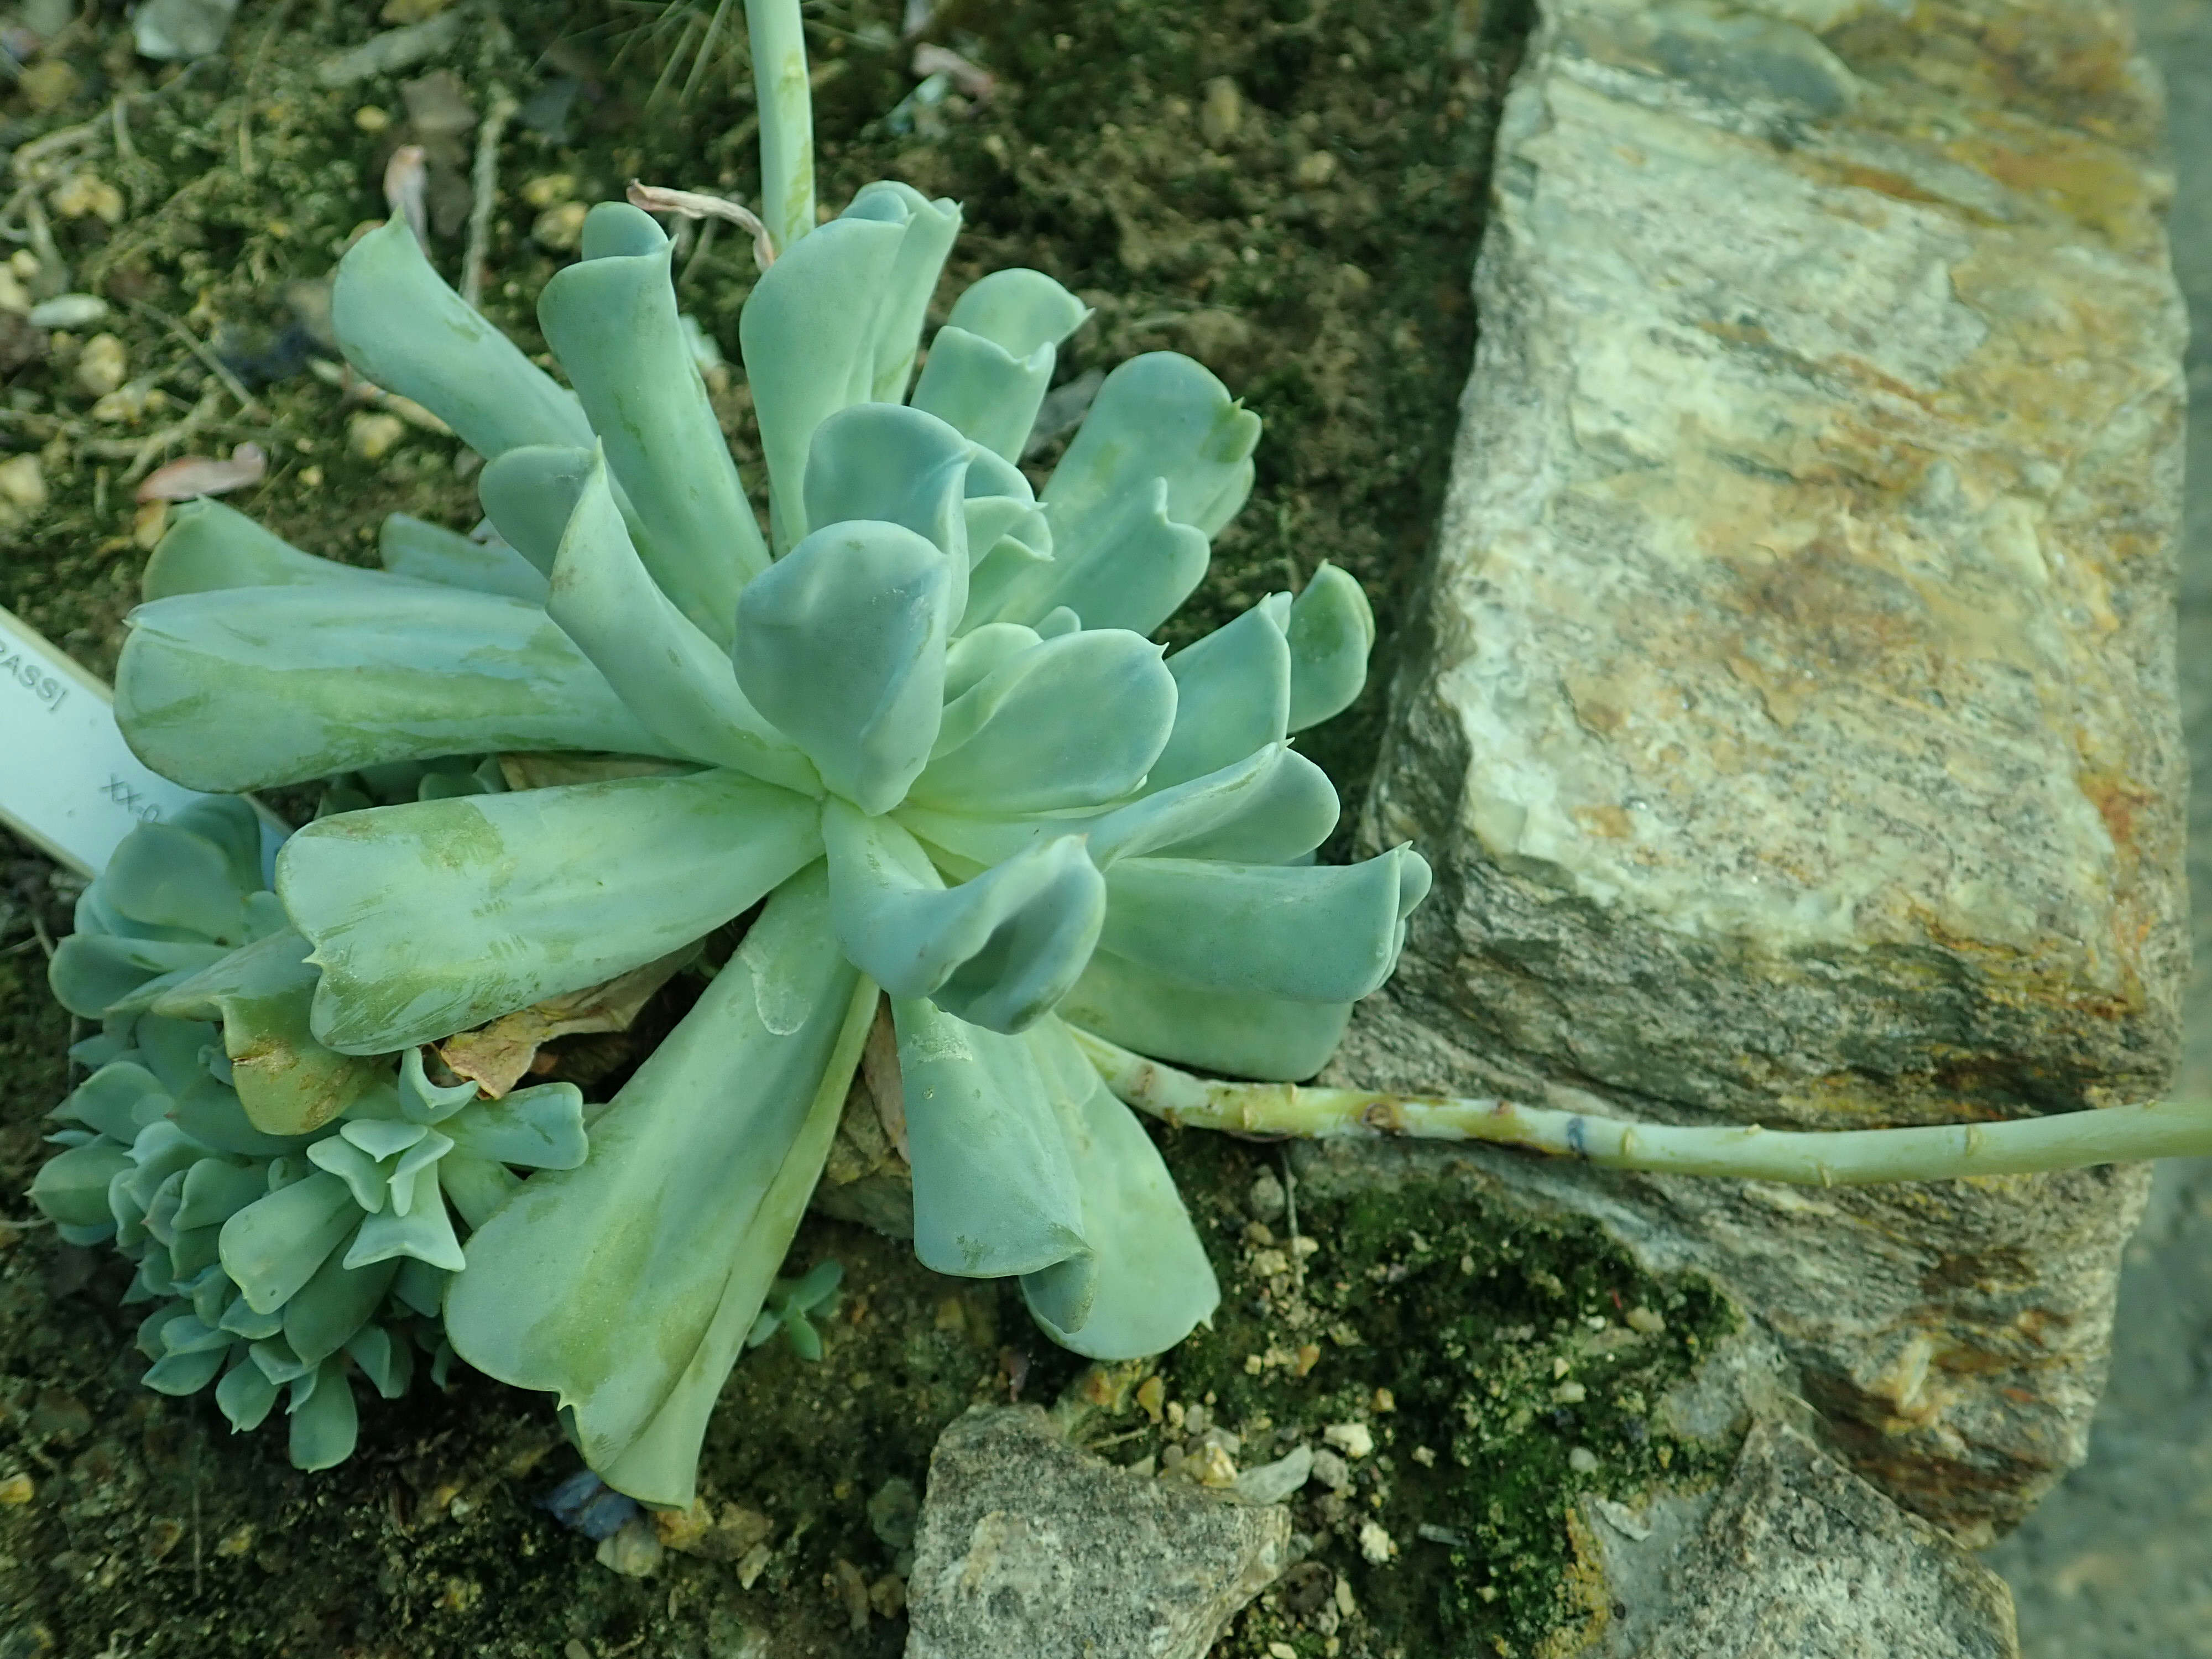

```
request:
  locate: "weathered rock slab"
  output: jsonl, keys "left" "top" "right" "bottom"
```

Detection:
{"left": 903, "top": 1406, "right": 1289, "bottom": 1659}
{"left": 1347, "top": 0, "right": 2187, "bottom": 1537}
{"left": 1588, "top": 1420, "right": 2021, "bottom": 1658}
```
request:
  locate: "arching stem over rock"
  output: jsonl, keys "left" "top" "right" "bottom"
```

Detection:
{"left": 1067, "top": 1027, "right": 2212, "bottom": 1187}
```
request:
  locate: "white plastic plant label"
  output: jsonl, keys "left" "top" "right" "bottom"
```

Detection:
{"left": 0, "top": 603, "right": 222, "bottom": 877}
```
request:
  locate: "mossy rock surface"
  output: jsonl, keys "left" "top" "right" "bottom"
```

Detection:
{"left": 0, "top": 1, "right": 1748, "bottom": 1654}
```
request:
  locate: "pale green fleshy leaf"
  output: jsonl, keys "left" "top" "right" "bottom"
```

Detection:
{"left": 1099, "top": 847, "right": 1428, "bottom": 1004}
{"left": 346, "top": 1324, "right": 413, "bottom": 1399}
{"left": 140, "top": 1167, "right": 185, "bottom": 1245}
{"left": 1045, "top": 350, "right": 1259, "bottom": 543}
{"left": 142, "top": 499, "right": 404, "bottom": 600}
{"left": 132, "top": 1016, "right": 215, "bottom": 1097}
{"left": 117, "top": 584, "right": 683, "bottom": 793}
{"left": 379, "top": 512, "right": 549, "bottom": 604}
{"left": 54, "top": 1060, "right": 169, "bottom": 1141}
{"left": 436, "top": 1150, "right": 519, "bottom": 1228}
{"left": 739, "top": 210, "right": 909, "bottom": 549}
{"left": 969, "top": 478, "right": 1209, "bottom": 637}
{"left": 29, "top": 1138, "right": 132, "bottom": 1232}
{"left": 1079, "top": 746, "right": 1285, "bottom": 867}
{"left": 539, "top": 206, "right": 764, "bottom": 637}
{"left": 249, "top": 1336, "right": 310, "bottom": 1385}
{"left": 279, "top": 770, "right": 821, "bottom": 1053}
{"left": 848, "top": 181, "right": 962, "bottom": 402}
{"left": 153, "top": 928, "right": 388, "bottom": 1136}
{"left": 47, "top": 934, "right": 223, "bottom": 1019}
{"left": 442, "top": 1083, "right": 587, "bottom": 1170}
{"left": 1156, "top": 748, "right": 1339, "bottom": 863}
{"left": 306, "top": 1134, "right": 388, "bottom": 1212}
{"left": 144, "top": 1345, "right": 228, "bottom": 1395}
{"left": 220, "top": 1290, "right": 285, "bottom": 1340}
{"left": 1058, "top": 952, "right": 1353, "bottom": 1082}
{"left": 169, "top": 1220, "right": 223, "bottom": 1283}
{"left": 218, "top": 1170, "right": 361, "bottom": 1314}
{"left": 823, "top": 803, "right": 1103, "bottom": 1034}
{"left": 169, "top": 1073, "right": 312, "bottom": 1157}
{"left": 960, "top": 448, "right": 1051, "bottom": 570}
{"left": 159, "top": 1311, "right": 234, "bottom": 1356}
{"left": 1146, "top": 594, "right": 1291, "bottom": 791}
{"left": 802, "top": 403, "right": 972, "bottom": 570}
{"left": 333, "top": 218, "right": 594, "bottom": 460}
{"left": 894, "top": 997, "right": 1086, "bottom": 1280}
{"left": 284, "top": 1248, "right": 398, "bottom": 1365}
{"left": 185, "top": 1265, "right": 232, "bottom": 1324}
{"left": 136, "top": 1300, "right": 189, "bottom": 1360}
{"left": 909, "top": 630, "right": 1175, "bottom": 816}
{"left": 909, "top": 326, "right": 1052, "bottom": 464}
{"left": 546, "top": 450, "right": 816, "bottom": 791}
{"left": 392, "top": 1256, "right": 450, "bottom": 1318}
{"left": 581, "top": 199, "right": 666, "bottom": 259}
{"left": 174, "top": 796, "right": 269, "bottom": 893}
{"left": 287, "top": 1358, "right": 359, "bottom": 1470}
{"left": 477, "top": 445, "right": 593, "bottom": 575}
{"left": 126, "top": 1123, "right": 209, "bottom": 1216}
{"left": 393, "top": 1047, "right": 476, "bottom": 1124}
{"left": 911, "top": 269, "right": 1089, "bottom": 461}
{"left": 445, "top": 864, "right": 873, "bottom": 1507}
{"left": 174, "top": 1157, "right": 265, "bottom": 1230}
{"left": 344, "top": 1164, "right": 463, "bottom": 1270}
{"left": 216, "top": 1355, "right": 280, "bottom": 1431}
{"left": 102, "top": 822, "right": 253, "bottom": 942}
{"left": 1018, "top": 1020, "right": 1218, "bottom": 1357}
{"left": 1285, "top": 562, "right": 1374, "bottom": 732}
{"left": 733, "top": 521, "right": 953, "bottom": 815}
{"left": 942, "top": 623, "right": 1042, "bottom": 701}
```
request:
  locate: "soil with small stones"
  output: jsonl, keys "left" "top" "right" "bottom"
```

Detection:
{"left": 0, "top": 3, "right": 1737, "bottom": 1656}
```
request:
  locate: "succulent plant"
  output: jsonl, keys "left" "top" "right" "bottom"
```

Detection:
{"left": 100, "top": 186, "right": 1426, "bottom": 1502}
{"left": 30, "top": 802, "right": 588, "bottom": 1469}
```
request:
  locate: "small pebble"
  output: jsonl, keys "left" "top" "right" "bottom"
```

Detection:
{"left": 1182, "top": 1404, "right": 1211, "bottom": 1437}
{"left": 1626, "top": 1305, "right": 1667, "bottom": 1335}
{"left": 1201, "top": 76, "right": 1243, "bottom": 146}
{"left": 1290, "top": 1235, "right": 1320, "bottom": 1260}
{"left": 50, "top": 174, "right": 123, "bottom": 225}
{"left": 1554, "top": 1381, "right": 1587, "bottom": 1405}
{"left": 1293, "top": 1343, "right": 1321, "bottom": 1378}
{"left": 1323, "top": 1421, "right": 1373, "bottom": 1459}
{"left": 1411, "top": 1445, "right": 1436, "bottom": 1468}
{"left": 0, "top": 269, "right": 29, "bottom": 315}
{"left": 0, "top": 453, "right": 47, "bottom": 511}
{"left": 1357, "top": 1520, "right": 1396, "bottom": 1564}
{"left": 1568, "top": 1446, "right": 1600, "bottom": 1474}
{"left": 522, "top": 173, "right": 580, "bottom": 210}
{"left": 1135, "top": 1374, "right": 1165, "bottom": 1423}
{"left": 1296, "top": 150, "right": 1339, "bottom": 187}
{"left": 19, "top": 59, "right": 79, "bottom": 113}
{"left": 1189, "top": 1441, "right": 1238, "bottom": 1488}
{"left": 736, "top": 1542, "right": 771, "bottom": 1589}
{"left": 28, "top": 294, "right": 107, "bottom": 329}
{"left": 533, "top": 201, "right": 589, "bottom": 253}
{"left": 1310, "top": 1449, "right": 1351, "bottom": 1492}
{"left": 74, "top": 333, "right": 128, "bottom": 398}
{"left": 1248, "top": 1170, "right": 1286, "bottom": 1221}
{"left": 595, "top": 1515, "right": 662, "bottom": 1577}
{"left": 1372, "top": 1387, "right": 1395, "bottom": 1414}
{"left": 348, "top": 411, "right": 406, "bottom": 462}
{"left": 0, "top": 1472, "right": 32, "bottom": 1506}
{"left": 355, "top": 106, "right": 392, "bottom": 133}
{"left": 1232, "top": 1443, "right": 1312, "bottom": 1505}
{"left": 214, "top": 1523, "right": 255, "bottom": 1558}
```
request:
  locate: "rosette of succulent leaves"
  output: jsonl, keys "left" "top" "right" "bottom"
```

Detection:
{"left": 30, "top": 800, "right": 587, "bottom": 1470}
{"left": 108, "top": 187, "right": 1428, "bottom": 1504}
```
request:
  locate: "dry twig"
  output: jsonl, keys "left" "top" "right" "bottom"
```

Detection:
{"left": 461, "top": 90, "right": 519, "bottom": 309}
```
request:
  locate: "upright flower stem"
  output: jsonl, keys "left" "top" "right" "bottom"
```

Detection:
{"left": 745, "top": 0, "right": 816, "bottom": 257}
{"left": 1066, "top": 1027, "right": 2212, "bottom": 1186}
